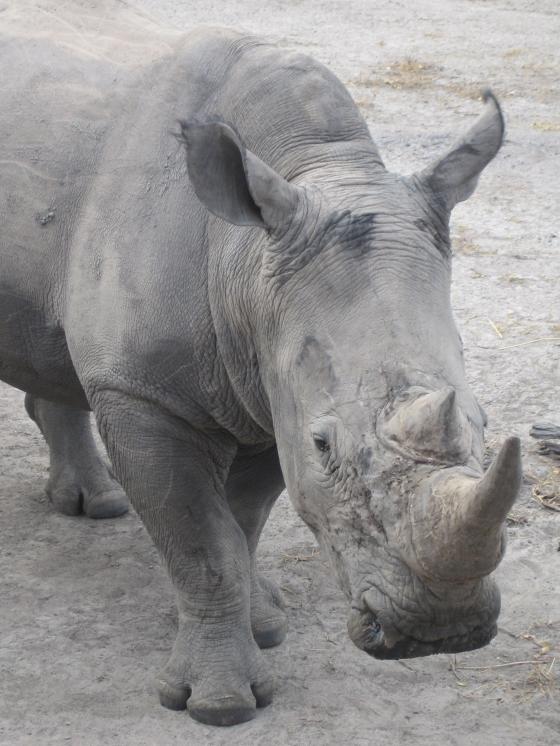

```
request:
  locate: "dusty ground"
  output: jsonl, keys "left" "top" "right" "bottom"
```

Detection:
{"left": 1, "top": 0, "right": 559, "bottom": 743}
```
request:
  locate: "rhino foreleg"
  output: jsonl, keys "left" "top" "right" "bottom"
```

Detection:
{"left": 226, "top": 446, "right": 287, "bottom": 648}
{"left": 92, "top": 392, "right": 273, "bottom": 726}
{"left": 24, "top": 394, "right": 128, "bottom": 518}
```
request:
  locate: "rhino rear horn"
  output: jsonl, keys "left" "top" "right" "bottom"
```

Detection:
{"left": 383, "top": 387, "right": 471, "bottom": 462}
{"left": 417, "top": 90, "right": 505, "bottom": 209}
{"left": 179, "top": 119, "right": 300, "bottom": 233}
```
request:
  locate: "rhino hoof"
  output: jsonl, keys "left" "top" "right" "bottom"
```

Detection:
{"left": 85, "top": 488, "right": 129, "bottom": 519}
{"left": 252, "top": 617, "right": 288, "bottom": 649}
{"left": 188, "top": 698, "right": 257, "bottom": 727}
{"left": 189, "top": 681, "right": 273, "bottom": 726}
{"left": 46, "top": 471, "right": 128, "bottom": 519}
{"left": 158, "top": 680, "right": 190, "bottom": 711}
{"left": 158, "top": 679, "right": 272, "bottom": 726}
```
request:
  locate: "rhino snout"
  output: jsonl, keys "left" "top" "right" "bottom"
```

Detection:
{"left": 347, "top": 580, "right": 501, "bottom": 660}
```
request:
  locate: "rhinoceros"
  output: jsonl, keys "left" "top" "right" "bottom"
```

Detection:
{"left": 0, "top": 22, "right": 521, "bottom": 727}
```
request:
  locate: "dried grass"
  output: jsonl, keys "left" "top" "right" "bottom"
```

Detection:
{"left": 456, "top": 658, "right": 555, "bottom": 672}
{"left": 444, "top": 81, "right": 481, "bottom": 101}
{"left": 382, "top": 59, "right": 437, "bottom": 90}
{"left": 497, "top": 337, "right": 560, "bottom": 351}
{"left": 454, "top": 236, "right": 481, "bottom": 255}
{"left": 350, "top": 68, "right": 514, "bottom": 107}
{"left": 487, "top": 318, "right": 504, "bottom": 338}
{"left": 532, "top": 121, "right": 560, "bottom": 132}
{"left": 450, "top": 621, "right": 560, "bottom": 701}
{"left": 451, "top": 226, "right": 498, "bottom": 256}
{"left": 281, "top": 547, "right": 319, "bottom": 563}
{"left": 532, "top": 467, "right": 560, "bottom": 511}
{"left": 349, "top": 47, "right": 556, "bottom": 107}
{"left": 506, "top": 510, "right": 529, "bottom": 526}
{"left": 502, "top": 274, "right": 526, "bottom": 285}
{"left": 525, "top": 658, "right": 557, "bottom": 697}
{"left": 532, "top": 468, "right": 560, "bottom": 513}
{"left": 503, "top": 48, "right": 524, "bottom": 59}
{"left": 350, "top": 58, "right": 437, "bottom": 92}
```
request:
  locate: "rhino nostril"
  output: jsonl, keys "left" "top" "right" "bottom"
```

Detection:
{"left": 348, "top": 606, "right": 387, "bottom": 653}
{"left": 365, "top": 619, "right": 384, "bottom": 646}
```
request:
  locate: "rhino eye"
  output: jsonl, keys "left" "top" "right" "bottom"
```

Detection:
{"left": 395, "top": 390, "right": 411, "bottom": 403}
{"left": 313, "top": 435, "right": 330, "bottom": 453}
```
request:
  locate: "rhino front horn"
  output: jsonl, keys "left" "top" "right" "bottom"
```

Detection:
{"left": 410, "top": 437, "right": 522, "bottom": 582}
{"left": 467, "top": 436, "right": 522, "bottom": 524}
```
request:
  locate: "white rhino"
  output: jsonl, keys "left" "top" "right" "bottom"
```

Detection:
{"left": 0, "top": 18, "right": 520, "bottom": 726}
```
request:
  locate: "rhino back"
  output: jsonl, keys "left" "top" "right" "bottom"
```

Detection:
{"left": 179, "top": 28, "right": 380, "bottom": 178}
{"left": 0, "top": 21, "right": 130, "bottom": 399}
{"left": 0, "top": 34, "right": 114, "bottom": 272}
{"left": 0, "top": 9, "right": 182, "bottom": 405}
{"left": 0, "top": 2, "right": 180, "bottom": 305}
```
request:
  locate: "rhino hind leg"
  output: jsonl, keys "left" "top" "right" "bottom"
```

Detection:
{"left": 24, "top": 394, "right": 128, "bottom": 518}
{"left": 226, "top": 446, "right": 288, "bottom": 648}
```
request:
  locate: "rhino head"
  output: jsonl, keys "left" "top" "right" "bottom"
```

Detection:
{"left": 181, "top": 91, "right": 521, "bottom": 659}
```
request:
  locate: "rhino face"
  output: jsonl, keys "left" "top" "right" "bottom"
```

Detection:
{"left": 276, "top": 326, "right": 519, "bottom": 659}
{"left": 182, "top": 92, "right": 521, "bottom": 658}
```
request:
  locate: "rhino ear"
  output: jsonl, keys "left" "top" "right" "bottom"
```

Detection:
{"left": 179, "top": 119, "right": 299, "bottom": 232}
{"left": 417, "top": 91, "right": 504, "bottom": 209}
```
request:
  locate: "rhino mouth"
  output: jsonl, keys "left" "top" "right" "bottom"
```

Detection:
{"left": 364, "top": 622, "right": 498, "bottom": 659}
{"left": 347, "top": 603, "right": 499, "bottom": 660}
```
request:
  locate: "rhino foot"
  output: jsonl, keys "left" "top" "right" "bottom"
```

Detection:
{"left": 251, "top": 574, "right": 288, "bottom": 648}
{"left": 25, "top": 394, "right": 129, "bottom": 519}
{"left": 157, "top": 622, "right": 273, "bottom": 726}
{"left": 46, "top": 464, "right": 129, "bottom": 519}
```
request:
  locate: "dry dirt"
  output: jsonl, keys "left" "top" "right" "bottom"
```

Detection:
{"left": 1, "top": 0, "right": 559, "bottom": 744}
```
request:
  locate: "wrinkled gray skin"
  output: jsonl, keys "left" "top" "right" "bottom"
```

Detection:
{"left": 0, "top": 27, "right": 522, "bottom": 726}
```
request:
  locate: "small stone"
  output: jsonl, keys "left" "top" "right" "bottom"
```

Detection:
{"left": 36, "top": 209, "right": 55, "bottom": 226}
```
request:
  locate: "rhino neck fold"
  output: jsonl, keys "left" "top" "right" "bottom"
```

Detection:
{"left": 280, "top": 140, "right": 386, "bottom": 186}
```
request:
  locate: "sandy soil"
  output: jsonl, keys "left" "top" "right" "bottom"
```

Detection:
{"left": 1, "top": 0, "right": 559, "bottom": 743}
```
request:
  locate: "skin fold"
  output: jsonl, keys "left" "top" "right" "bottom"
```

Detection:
{"left": 0, "top": 22, "right": 521, "bottom": 727}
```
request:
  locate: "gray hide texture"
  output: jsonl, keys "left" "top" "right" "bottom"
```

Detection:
{"left": 0, "top": 20, "right": 520, "bottom": 727}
